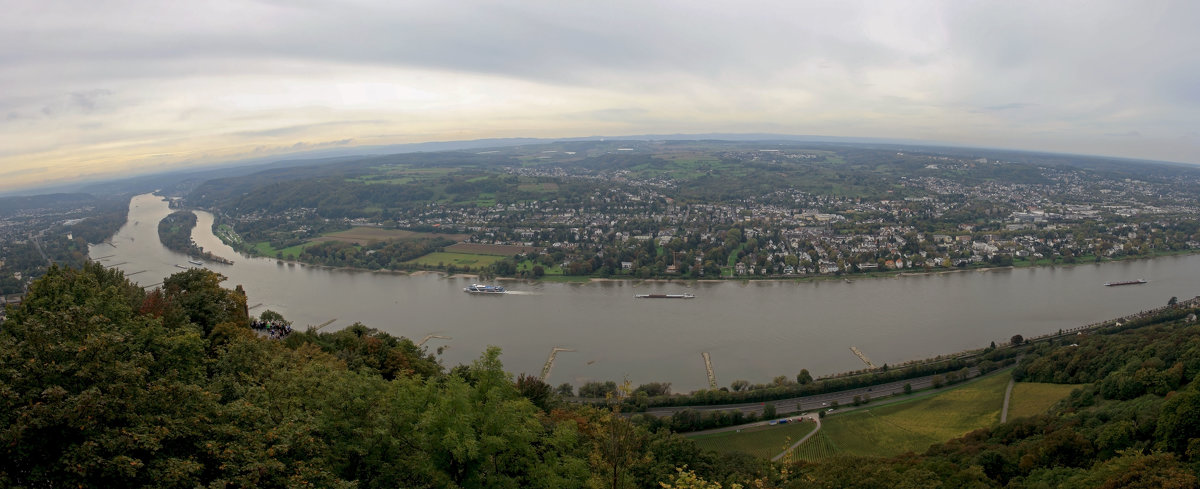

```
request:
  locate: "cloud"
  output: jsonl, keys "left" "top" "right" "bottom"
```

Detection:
{"left": 976, "top": 103, "right": 1033, "bottom": 112}
{"left": 40, "top": 89, "right": 114, "bottom": 117}
{"left": 232, "top": 121, "right": 385, "bottom": 138}
{"left": 0, "top": 0, "right": 1198, "bottom": 192}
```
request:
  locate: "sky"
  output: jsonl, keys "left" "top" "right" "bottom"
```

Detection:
{"left": 2, "top": 0, "right": 1198, "bottom": 192}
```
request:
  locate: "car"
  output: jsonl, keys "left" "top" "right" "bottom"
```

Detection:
{"left": 826, "top": 408, "right": 835, "bottom": 413}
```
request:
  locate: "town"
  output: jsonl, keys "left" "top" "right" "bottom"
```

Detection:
{"left": 193, "top": 142, "right": 1200, "bottom": 278}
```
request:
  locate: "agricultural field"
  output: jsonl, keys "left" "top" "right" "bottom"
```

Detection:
{"left": 404, "top": 252, "right": 505, "bottom": 269}
{"left": 314, "top": 227, "right": 466, "bottom": 245}
{"left": 689, "top": 420, "right": 817, "bottom": 460}
{"left": 790, "top": 372, "right": 1011, "bottom": 460}
{"left": 1006, "top": 382, "right": 1079, "bottom": 420}
{"left": 782, "top": 430, "right": 839, "bottom": 464}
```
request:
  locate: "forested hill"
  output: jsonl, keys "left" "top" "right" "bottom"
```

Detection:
{"left": 4, "top": 264, "right": 1200, "bottom": 487}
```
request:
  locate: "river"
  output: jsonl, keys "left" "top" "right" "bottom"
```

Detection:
{"left": 90, "top": 194, "right": 1200, "bottom": 392}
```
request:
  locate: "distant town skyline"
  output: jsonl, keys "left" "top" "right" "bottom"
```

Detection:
{"left": 2, "top": 0, "right": 1197, "bottom": 192}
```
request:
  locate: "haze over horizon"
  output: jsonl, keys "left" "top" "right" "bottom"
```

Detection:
{"left": 3, "top": 0, "right": 1198, "bottom": 193}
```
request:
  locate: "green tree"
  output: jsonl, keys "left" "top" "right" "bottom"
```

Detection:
{"left": 796, "top": 369, "right": 813, "bottom": 385}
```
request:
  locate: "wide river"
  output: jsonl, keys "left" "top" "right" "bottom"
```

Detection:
{"left": 91, "top": 194, "right": 1200, "bottom": 391}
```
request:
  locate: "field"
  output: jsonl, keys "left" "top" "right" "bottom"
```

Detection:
{"left": 252, "top": 241, "right": 314, "bottom": 259}
{"left": 517, "top": 182, "right": 559, "bottom": 192}
{"left": 789, "top": 372, "right": 1011, "bottom": 460}
{"left": 445, "top": 243, "right": 534, "bottom": 255}
{"left": 690, "top": 420, "right": 817, "bottom": 460}
{"left": 313, "top": 227, "right": 467, "bottom": 245}
{"left": 404, "top": 252, "right": 505, "bottom": 269}
{"left": 1006, "top": 382, "right": 1078, "bottom": 420}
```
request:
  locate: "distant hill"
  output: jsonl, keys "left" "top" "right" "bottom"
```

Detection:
{"left": 0, "top": 192, "right": 97, "bottom": 214}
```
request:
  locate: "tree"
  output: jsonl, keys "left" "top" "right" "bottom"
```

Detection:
{"left": 762, "top": 403, "right": 776, "bottom": 419}
{"left": 634, "top": 382, "right": 671, "bottom": 397}
{"left": 904, "top": 383, "right": 913, "bottom": 395}
{"left": 1169, "top": 296, "right": 1179, "bottom": 307}
{"left": 580, "top": 381, "right": 619, "bottom": 398}
{"left": 557, "top": 382, "right": 575, "bottom": 397}
{"left": 1010, "top": 334, "right": 1024, "bottom": 346}
{"left": 1156, "top": 389, "right": 1200, "bottom": 455}
{"left": 796, "top": 369, "right": 813, "bottom": 385}
{"left": 730, "top": 380, "right": 750, "bottom": 392}
{"left": 516, "top": 373, "right": 554, "bottom": 411}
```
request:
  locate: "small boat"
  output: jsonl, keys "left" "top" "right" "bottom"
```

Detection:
{"left": 464, "top": 284, "right": 507, "bottom": 294}
{"left": 634, "top": 293, "right": 695, "bottom": 299}
{"left": 188, "top": 260, "right": 203, "bottom": 266}
{"left": 1104, "top": 279, "right": 1147, "bottom": 287}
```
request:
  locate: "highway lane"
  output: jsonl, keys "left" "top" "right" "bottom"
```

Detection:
{"left": 644, "top": 367, "right": 985, "bottom": 418}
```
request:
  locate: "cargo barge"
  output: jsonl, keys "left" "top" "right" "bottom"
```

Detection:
{"left": 1104, "top": 279, "right": 1147, "bottom": 286}
{"left": 635, "top": 293, "right": 695, "bottom": 299}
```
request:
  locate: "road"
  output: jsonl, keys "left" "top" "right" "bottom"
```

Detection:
{"left": 644, "top": 367, "right": 982, "bottom": 419}
{"left": 1000, "top": 377, "right": 1016, "bottom": 423}
{"left": 772, "top": 414, "right": 821, "bottom": 462}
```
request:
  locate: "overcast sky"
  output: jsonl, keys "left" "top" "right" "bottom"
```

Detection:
{"left": 2, "top": 0, "right": 1197, "bottom": 192}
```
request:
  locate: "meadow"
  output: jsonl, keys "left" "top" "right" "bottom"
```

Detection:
{"left": 1006, "top": 382, "right": 1079, "bottom": 420}
{"left": 404, "top": 252, "right": 505, "bottom": 269}
{"left": 788, "top": 372, "right": 1011, "bottom": 460}
{"left": 690, "top": 420, "right": 817, "bottom": 460}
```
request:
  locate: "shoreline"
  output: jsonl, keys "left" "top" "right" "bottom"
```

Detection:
{"left": 218, "top": 246, "right": 1199, "bottom": 287}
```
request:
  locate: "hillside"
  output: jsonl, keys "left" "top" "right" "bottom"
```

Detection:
{"left": 2, "top": 264, "right": 1200, "bottom": 487}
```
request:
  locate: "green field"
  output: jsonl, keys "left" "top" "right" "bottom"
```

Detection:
{"left": 404, "top": 252, "right": 505, "bottom": 269}
{"left": 1007, "top": 382, "right": 1078, "bottom": 420}
{"left": 790, "top": 372, "right": 1011, "bottom": 460}
{"left": 517, "top": 259, "right": 563, "bottom": 276}
{"left": 252, "top": 241, "right": 314, "bottom": 259}
{"left": 689, "top": 420, "right": 817, "bottom": 460}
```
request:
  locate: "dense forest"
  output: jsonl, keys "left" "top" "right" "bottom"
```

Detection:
{"left": 3, "top": 264, "right": 1200, "bottom": 487}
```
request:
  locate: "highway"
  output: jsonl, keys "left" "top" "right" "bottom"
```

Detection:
{"left": 643, "top": 367, "right": 983, "bottom": 418}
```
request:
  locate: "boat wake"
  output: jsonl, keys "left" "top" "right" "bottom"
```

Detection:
{"left": 504, "top": 290, "right": 539, "bottom": 296}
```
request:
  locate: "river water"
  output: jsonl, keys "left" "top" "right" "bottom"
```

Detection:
{"left": 90, "top": 194, "right": 1200, "bottom": 391}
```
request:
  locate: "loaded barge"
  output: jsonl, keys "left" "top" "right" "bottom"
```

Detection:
{"left": 635, "top": 293, "right": 695, "bottom": 299}
{"left": 1104, "top": 279, "right": 1147, "bottom": 287}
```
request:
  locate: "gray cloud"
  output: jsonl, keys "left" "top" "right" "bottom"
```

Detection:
{"left": 232, "top": 120, "right": 386, "bottom": 138}
{"left": 977, "top": 103, "right": 1033, "bottom": 112}
{"left": 0, "top": 0, "right": 1197, "bottom": 193}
